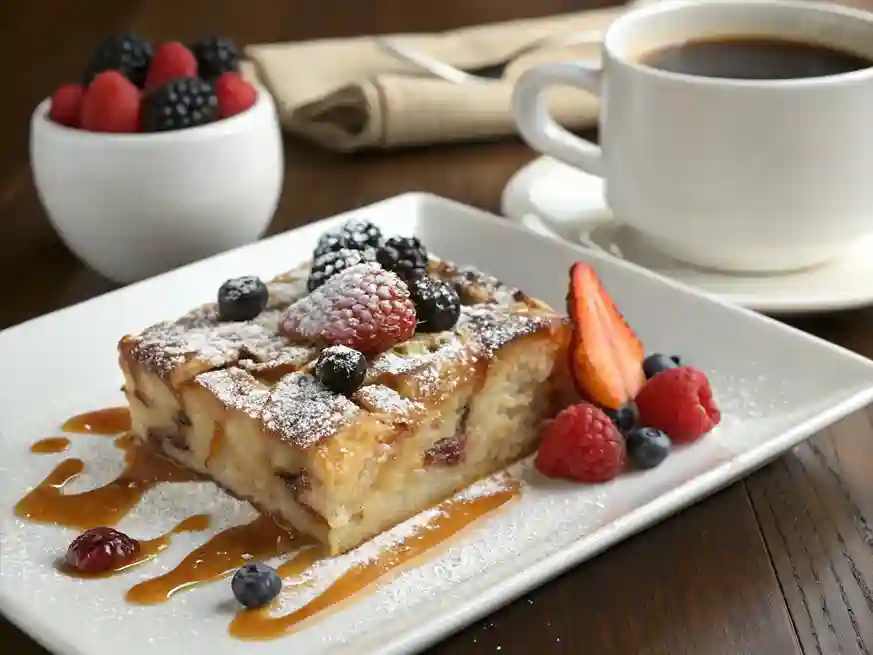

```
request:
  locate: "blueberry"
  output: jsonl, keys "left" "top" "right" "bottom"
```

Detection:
{"left": 231, "top": 562, "right": 282, "bottom": 609}
{"left": 604, "top": 403, "right": 638, "bottom": 434}
{"left": 625, "top": 427, "right": 671, "bottom": 469}
{"left": 218, "top": 276, "right": 268, "bottom": 322}
{"left": 643, "top": 353, "right": 680, "bottom": 379}
{"left": 314, "top": 346, "right": 367, "bottom": 395}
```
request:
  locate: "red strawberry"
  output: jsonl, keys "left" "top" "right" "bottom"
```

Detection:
{"left": 215, "top": 72, "right": 257, "bottom": 118}
{"left": 281, "top": 263, "right": 416, "bottom": 355}
{"left": 535, "top": 403, "right": 625, "bottom": 483}
{"left": 635, "top": 366, "right": 721, "bottom": 443}
{"left": 566, "top": 262, "right": 645, "bottom": 410}
{"left": 80, "top": 71, "right": 141, "bottom": 133}
{"left": 49, "top": 83, "right": 86, "bottom": 127}
{"left": 144, "top": 42, "right": 198, "bottom": 91}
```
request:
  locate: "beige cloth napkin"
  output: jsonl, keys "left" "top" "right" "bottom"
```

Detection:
{"left": 242, "top": 6, "right": 628, "bottom": 151}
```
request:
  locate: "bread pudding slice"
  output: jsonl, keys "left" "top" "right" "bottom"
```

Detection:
{"left": 118, "top": 258, "right": 570, "bottom": 555}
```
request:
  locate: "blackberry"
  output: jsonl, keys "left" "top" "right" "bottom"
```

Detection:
{"left": 231, "top": 562, "right": 282, "bottom": 609}
{"left": 376, "top": 236, "right": 428, "bottom": 281}
{"left": 217, "top": 276, "right": 269, "bottom": 321}
{"left": 314, "top": 346, "right": 367, "bottom": 395}
{"left": 341, "top": 219, "right": 383, "bottom": 250}
{"left": 313, "top": 220, "right": 382, "bottom": 259}
{"left": 141, "top": 77, "right": 218, "bottom": 132}
{"left": 307, "top": 248, "right": 376, "bottom": 292}
{"left": 83, "top": 33, "right": 154, "bottom": 88}
{"left": 313, "top": 231, "right": 353, "bottom": 259}
{"left": 190, "top": 36, "right": 241, "bottom": 81}
{"left": 408, "top": 276, "right": 460, "bottom": 333}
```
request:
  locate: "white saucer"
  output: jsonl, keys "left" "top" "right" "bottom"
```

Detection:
{"left": 501, "top": 155, "right": 873, "bottom": 315}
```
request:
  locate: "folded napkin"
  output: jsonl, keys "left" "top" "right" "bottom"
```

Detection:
{"left": 242, "top": 6, "right": 628, "bottom": 151}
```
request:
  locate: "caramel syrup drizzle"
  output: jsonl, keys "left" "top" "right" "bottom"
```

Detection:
{"left": 16, "top": 407, "right": 522, "bottom": 642}
{"left": 62, "top": 407, "right": 131, "bottom": 435}
{"left": 15, "top": 431, "right": 200, "bottom": 529}
{"left": 31, "top": 437, "right": 71, "bottom": 454}
{"left": 126, "top": 514, "right": 299, "bottom": 605}
{"left": 230, "top": 483, "right": 519, "bottom": 640}
{"left": 59, "top": 514, "right": 212, "bottom": 579}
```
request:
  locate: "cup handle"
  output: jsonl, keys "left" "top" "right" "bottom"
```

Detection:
{"left": 512, "top": 61, "right": 604, "bottom": 177}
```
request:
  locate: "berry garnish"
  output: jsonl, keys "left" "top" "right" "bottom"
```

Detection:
{"left": 341, "top": 219, "right": 383, "bottom": 250}
{"left": 643, "top": 353, "right": 680, "bottom": 379}
{"left": 314, "top": 345, "right": 367, "bottom": 395}
{"left": 424, "top": 435, "right": 466, "bottom": 467}
{"left": 307, "top": 247, "right": 376, "bottom": 292}
{"left": 49, "top": 84, "right": 86, "bottom": 127}
{"left": 408, "top": 276, "right": 461, "bottom": 333}
{"left": 190, "top": 36, "right": 241, "bottom": 82}
{"left": 141, "top": 77, "right": 218, "bottom": 132}
{"left": 282, "top": 263, "right": 416, "bottom": 355}
{"left": 231, "top": 562, "right": 282, "bottom": 609}
{"left": 215, "top": 72, "right": 257, "bottom": 118}
{"left": 83, "top": 33, "right": 154, "bottom": 88}
{"left": 535, "top": 403, "right": 625, "bottom": 483}
{"left": 635, "top": 366, "right": 721, "bottom": 444}
{"left": 625, "top": 427, "right": 671, "bottom": 469}
{"left": 313, "top": 231, "right": 354, "bottom": 259}
{"left": 566, "top": 262, "right": 645, "bottom": 410}
{"left": 64, "top": 527, "right": 140, "bottom": 574}
{"left": 144, "top": 41, "right": 198, "bottom": 91}
{"left": 376, "top": 236, "right": 429, "bottom": 281}
{"left": 218, "top": 276, "right": 269, "bottom": 322}
{"left": 604, "top": 402, "right": 638, "bottom": 434}
{"left": 80, "top": 71, "right": 141, "bottom": 133}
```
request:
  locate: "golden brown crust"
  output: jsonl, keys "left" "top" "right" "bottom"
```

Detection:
{"left": 119, "top": 258, "right": 568, "bottom": 453}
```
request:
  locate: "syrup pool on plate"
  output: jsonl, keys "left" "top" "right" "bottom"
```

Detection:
{"left": 14, "top": 406, "right": 523, "bottom": 641}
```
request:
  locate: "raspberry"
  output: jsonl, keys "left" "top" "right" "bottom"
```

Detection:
{"left": 535, "top": 403, "right": 625, "bottom": 483}
{"left": 83, "top": 33, "right": 154, "bottom": 88}
{"left": 376, "top": 236, "right": 429, "bottom": 281}
{"left": 634, "top": 366, "right": 721, "bottom": 444}
{"left": 141, "top": 77, "right": 218, "bottom": 132}
{"left": 80, "top": 71, "right": 141, "bottom": 133}
{"left": 49, "top": 84, "right": 86, "bottom": 127}
{"left": 215, "top": 72, "right": 257, "bottom": 118}
{"left": 145, "top": 42, "right": 198, "bottom": 91}
{"left": 307, "top": 247, "right": 376, "bottom": 292}
{"left": 282, "top": 263, "right": 416, "bottom": 355}
{"left": 64, "top": 526, "right": 140, "bottom": 574}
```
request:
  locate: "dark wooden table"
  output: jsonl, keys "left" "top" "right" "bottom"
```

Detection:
{"left": 4, "top": 1, "right": 873, "bottom": 653}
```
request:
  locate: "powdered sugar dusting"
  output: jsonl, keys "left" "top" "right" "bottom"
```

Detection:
{"left": 458, "top": 305, "right": 561, "bottom": 356}
{"left": 125, "top": 278, "right": 307, "bottom": 381}
{"left": 262, "top": 373, "right": 360, "bottom": 449}
{"left": 353, "top": 385, "right": 424, "bottom": 422}
{"left": 195, "top": 369, "right": 270, "bottom": 419}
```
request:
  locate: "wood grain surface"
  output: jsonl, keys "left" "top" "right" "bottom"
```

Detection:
{"left": 2, "top": 1, "right": 873, "bottom": 653}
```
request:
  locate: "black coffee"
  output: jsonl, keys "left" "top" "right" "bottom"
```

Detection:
{"left": 639, "top": 36, "right": 873, "bottom": 80}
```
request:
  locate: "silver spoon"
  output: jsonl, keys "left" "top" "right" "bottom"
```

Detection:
{"left": 376, "top": 29, "right": 603, "bottom": 85}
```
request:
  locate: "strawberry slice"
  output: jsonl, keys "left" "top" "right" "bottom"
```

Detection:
{"left": 566, "top": 262, "right": 645, "bottom": 410}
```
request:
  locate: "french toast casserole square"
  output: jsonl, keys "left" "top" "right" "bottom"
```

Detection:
{"left": 118, "top": 257, "right": 570, "bottom": 555}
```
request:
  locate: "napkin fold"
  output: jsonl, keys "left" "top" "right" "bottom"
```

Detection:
{"left": 242, "top": 6, "right": 627, "bottom": 151}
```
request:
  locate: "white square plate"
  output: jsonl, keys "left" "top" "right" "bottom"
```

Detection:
{"left": 3, "top": 192, "right": 873, "bottom": 655}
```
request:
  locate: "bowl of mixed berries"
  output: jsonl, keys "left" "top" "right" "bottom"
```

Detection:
{"left": 30, "top": 33, "right": 284, "bottom": 284}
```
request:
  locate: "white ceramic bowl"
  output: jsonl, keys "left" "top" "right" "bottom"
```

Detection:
{"left": 30, "top": 84, "right": 284, "bottom": 284}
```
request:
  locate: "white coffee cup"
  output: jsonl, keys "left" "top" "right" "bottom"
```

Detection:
{"left": 512, "top": 0, "right": 873, "bottom": 273}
